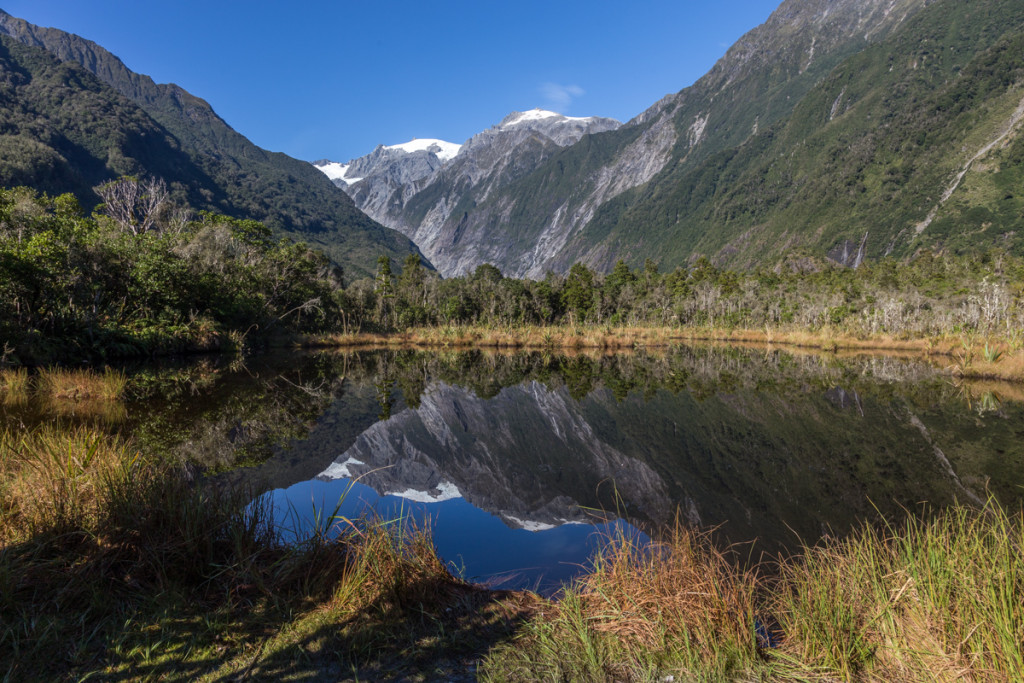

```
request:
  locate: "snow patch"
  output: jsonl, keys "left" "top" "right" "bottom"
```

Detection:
{"left": 314, "top": 162, "right": 363, "bottom": 185}
{"left": 320, "top": 457, "right": 365, "bottom": 479}
{"left": 502, "top": 108, "right": 594, "bottom": 128}
{"left": 384, "top": 481, "right": 462, "bottom": 503}
{"left": 384, "top": 138, "right": 462, "bottom": 161}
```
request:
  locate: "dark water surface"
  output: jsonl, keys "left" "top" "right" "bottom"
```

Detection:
{"left": 7, "top": 346, "right": 1023, "bottom": 594}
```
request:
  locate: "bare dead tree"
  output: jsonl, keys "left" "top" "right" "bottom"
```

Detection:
{"left": 95, "top": 176, "right": 169, "bottom": 235}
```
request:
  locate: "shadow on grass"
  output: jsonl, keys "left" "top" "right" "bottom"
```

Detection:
{"left": 215, "top": 577, "right": 539, "bottom": 682}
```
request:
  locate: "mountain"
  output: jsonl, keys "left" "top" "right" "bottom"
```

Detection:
{"left": 315, "top": 0, "right": 1024, "bottom": 277}
{"left": 454, "top": 0, "right": 958, "bottom": 276}
{"left": 315, "top": 109, "right": 621, "bottom": 276}
{"left": 308, "top": 376, "right": 987, "bottom": 552}
{"left": 568, "top": 0, "right": 1024, "bottom": 269}
{"left": 0, "top": 10, "right": 423, "bottom": 279}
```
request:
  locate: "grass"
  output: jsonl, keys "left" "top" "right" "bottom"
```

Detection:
{"left": 0, "top": 368, "right": 29, "bottom": 407}
{"left": 34, "top": 366, "right": 127, "bottom": 401}
{"left": 301, "top": 324, "right": 1024, "bottom": 383}
{"left": 481, "top": 523, "right": 761, "bottom": 681}
{"left": 480, "top": 505, "right": 1024, "bottom": 682}
{"left": 774, "top": 502, "right": 1024, "bottom": 681}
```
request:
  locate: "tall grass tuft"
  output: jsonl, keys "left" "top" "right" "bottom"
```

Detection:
{"left": 481, "top": 522, "right": 760, "bottom": 681}
{"left": 0, "top": 367, "right": 29, "bottom": 406}
{"left": 35, "top": 367, "right": 128, "bottom": 401}
{"left": 0, "top": 425, "right": 124, "bottom": 540}
{"left": 774, "top": 502, "right": 1024, "bottom": 680}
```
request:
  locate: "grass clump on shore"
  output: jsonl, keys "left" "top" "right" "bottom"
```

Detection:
{"left": 0, "top": 368, "right": 29, "bottom": 408}
{"left": 774, "top": 503, "right": 1024, "bottom": 681}
{"left": 482, "top": 524, "right": 761, "bottom": 681}
{"left": 34, "top": 367, "right": 127, "bottom": 401}
{"left": 482, "top": 506, "right": 1024, "bottom": 682}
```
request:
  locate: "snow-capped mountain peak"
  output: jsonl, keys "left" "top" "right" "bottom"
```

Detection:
{"left": 499, "top": 108, "right": 595, "bottom": 128}
{"left": 383, "top": 138, "right": 462, "bottom": 161}
{"left": 314, "top": 161, "right": 363, "bottom": 186}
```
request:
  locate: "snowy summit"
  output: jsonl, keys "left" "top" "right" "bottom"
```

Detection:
{"left": 500, "top": 108, "right": 596, "bottom": 128}
{"left": 315, "top": 161, "right": 363, "bottom": 186}
{"left": 384, "top": 138, "right": 462, "bottom": 162}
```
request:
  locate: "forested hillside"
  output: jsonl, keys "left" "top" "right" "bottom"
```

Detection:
{"left": 0, "top": 13, "right": 423, "bottom": 278}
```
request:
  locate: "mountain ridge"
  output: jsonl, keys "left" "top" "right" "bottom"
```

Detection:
{"left": 0, "top": 9, "right": 424, "bottom": 279}
{"left": 306, "top": 0, "right": 942, "bottom": 277}
{"left": 315, "top": 108, "right": 621, "bottom": 276}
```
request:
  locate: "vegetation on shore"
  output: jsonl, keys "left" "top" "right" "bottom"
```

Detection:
{"left": 0, "top": 185, "right": 347, "bottom": 365}
{"left": 3, "top": 179, "right": 1023, "bottom": 373}
{"left": 482, "top": 502, "right": 1024, "bottom": 682}
{"left": 1, "top": 420, "right": 1020, "bottom": 680}
{"left": 303, "top": 323, "right": 1024, "bottom": 382}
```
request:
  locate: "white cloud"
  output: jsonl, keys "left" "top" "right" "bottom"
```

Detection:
{"left": 540, "top": 83, "right": 585, "bottom": 113}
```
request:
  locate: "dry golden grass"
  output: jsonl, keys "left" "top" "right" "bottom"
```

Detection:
{"left": 0, "top": 424, "right": 126, "bottom": 542}
{"left": 300, "top": 325, "right": 687, "bottom": 352}
{"left": 303, "top": 325, "right": 1024, "bottom": 382}
{"left": 34, "top": 367, "right": 127, "bottom": 401}
{"left": 481, "top": 523, "right": 759, "bottom": 681}
{"left": 0, "top": 367, "right": 29, "bottom": 407}
{"left": 580, "top": 524, "right": 757, "bottom": 657}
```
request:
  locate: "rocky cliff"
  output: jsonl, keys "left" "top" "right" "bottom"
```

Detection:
{"left": 316, "top": 109, "right": 620, "bottom": 275}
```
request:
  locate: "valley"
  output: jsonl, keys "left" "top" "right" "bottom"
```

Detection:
{"left": 1, "top": 0, "right": 1024, "bottom": 680}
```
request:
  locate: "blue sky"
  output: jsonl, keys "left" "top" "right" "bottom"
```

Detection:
{"left": 3, "top": 1, "right": 780, "bottom": 162}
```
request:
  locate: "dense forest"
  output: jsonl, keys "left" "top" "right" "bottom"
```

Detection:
{"left": 0, "top": 183, "right": 346, "bottom": 364}
{"left": 2, "top": 181, "right": 1023, "bottom": 365}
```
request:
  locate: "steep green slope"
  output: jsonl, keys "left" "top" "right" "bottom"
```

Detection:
{"left": 0, "top": 11, "right": 422, "bottom": 278}
{"left": 573, "top": 0, "right": 1024, "bottom": 268}
{"left": 389, "top": 0, "right": 932, "bottom": 277}
{"left": 0, "top": 37, "right": 203, "bottom": 198}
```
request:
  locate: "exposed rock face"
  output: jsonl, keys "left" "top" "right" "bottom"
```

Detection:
{"left": 315, "top": 142, "right": 454, "bottom": 232}
{"left": 315, "top": 109, "right": 621, "bottom": 276}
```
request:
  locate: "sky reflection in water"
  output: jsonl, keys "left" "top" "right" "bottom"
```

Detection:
{"left": 267, "top": 477, "right": 647, "bottom": 596}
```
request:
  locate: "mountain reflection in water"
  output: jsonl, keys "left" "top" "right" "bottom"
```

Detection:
{"left": 246, "top": 347, "right": 1024, "bottom": 594}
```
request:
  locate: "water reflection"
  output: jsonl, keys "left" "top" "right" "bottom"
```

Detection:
{"left": 8, "top": 346, "right": 1021, "bottom": 593}
{"left": 268, "top": 477, "right": 643, "bottom": 595}
{"left": 252, "top": 347, "right": 1024, "bottom": 592}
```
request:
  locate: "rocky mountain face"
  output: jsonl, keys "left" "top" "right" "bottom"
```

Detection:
{"left": 484, "top": 0, "right": 961, "bottom": 276}
{"left": 566, "top": 0, "right": 1024, "bottom": 270}
{"left": 320, "top": 0, "right": 1024, "bottom": 277}
{"left": 0, "top": 10, "right": 424, "bottom": 279}
{"left": 316, "top": 109, "right": 620, "bottom": 276}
